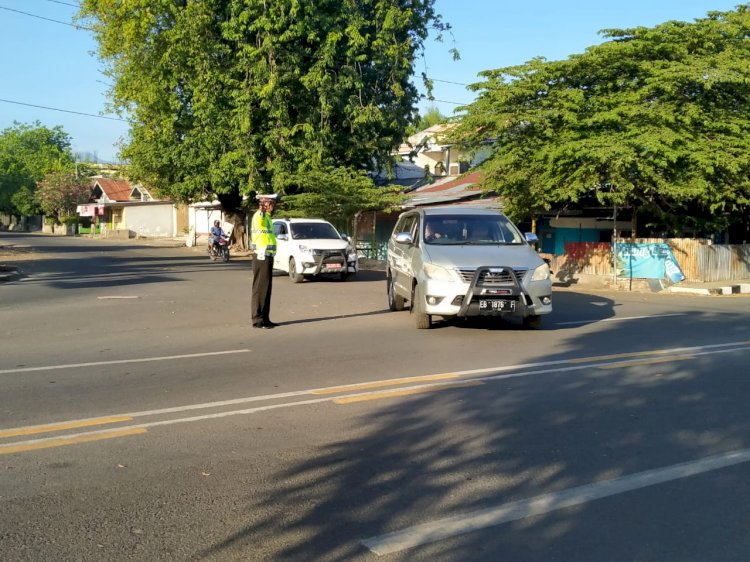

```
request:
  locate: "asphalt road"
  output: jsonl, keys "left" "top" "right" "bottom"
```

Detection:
{"left": 1, "top": 232, "right": 750, "bottom": 561}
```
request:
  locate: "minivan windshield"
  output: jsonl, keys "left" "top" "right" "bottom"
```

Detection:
{"left": 290, "top": 222, "right": 340, "bottom": 240}
{"left": 423, "top": 214, "right": 524, "bottom": 245}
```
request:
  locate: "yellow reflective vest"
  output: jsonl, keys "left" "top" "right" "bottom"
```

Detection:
{"left": 251, "top": 211, "right": 277, "bottom": 257}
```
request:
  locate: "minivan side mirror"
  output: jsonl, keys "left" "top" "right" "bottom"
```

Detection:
{"left": 525, "top": 232, "right": 539, "bottom": 244}
{"left": 395, "top": 232, "right": 414, "bottom": 245}
{"left": 277, "top": 233, "right": 288, "bottom": 241}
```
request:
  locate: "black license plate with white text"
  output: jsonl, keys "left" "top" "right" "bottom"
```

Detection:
{"left": 478, "top": 299, "right": 515, "bottom": 313}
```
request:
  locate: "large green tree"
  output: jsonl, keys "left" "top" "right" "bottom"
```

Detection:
{"left": 452, "top": 6, "right": 750, "bottom": 235}
{"left": 0, "top": 123, "right": 75, "bottom": 215}
{"left": 78, "top": 0, "right": 451, "bottom": 220}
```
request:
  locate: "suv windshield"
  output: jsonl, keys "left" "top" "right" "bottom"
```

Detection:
{"left": 423, "top": 214, "right": 524, "bottom": 245}
{"left": 290, "top": 222, "right": 340, "bottom": 240}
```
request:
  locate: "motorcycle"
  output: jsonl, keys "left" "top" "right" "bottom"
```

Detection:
{"left": 208, "top": 234, "right": 230, "bottom": 262}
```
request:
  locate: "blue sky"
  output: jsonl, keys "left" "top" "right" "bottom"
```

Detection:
{"left": 0, "top": 0, "right": 742, "bottom": 162}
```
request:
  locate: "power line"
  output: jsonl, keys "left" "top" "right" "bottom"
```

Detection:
{"left": 428, "top": 78, "right": 470, "bottom": 87}
{"left": 40, "top": 0, "right": 80, "bottom": 7}
{"left": 0, "top": 5, "right": 92, "bottom": 31}
{"left": 431, "top": 98, "right": 468, "bottom": 106}
{"left": 0, "top": 98, "right": 130, "bottom": 123}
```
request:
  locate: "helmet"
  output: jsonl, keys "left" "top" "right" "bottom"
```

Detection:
{"left": 256, "top": 193, "right": 280, "bottom": 203}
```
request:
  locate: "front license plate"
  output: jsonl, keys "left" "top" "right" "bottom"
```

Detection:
{"left": 479, "top": 299, "right": 515, "bottom": 312}
{"left": 325, "top": 263, "right": 342, "bottom": 269}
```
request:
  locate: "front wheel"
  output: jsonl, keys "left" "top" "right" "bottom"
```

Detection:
{"left": 289, "top": 257, "right": 304, "bottom": 283}
{"left": 387, "top": 271, "right": 405, "bottom": 311}
{"left": 411, "top": 283, "right": 431, "bottom": 329}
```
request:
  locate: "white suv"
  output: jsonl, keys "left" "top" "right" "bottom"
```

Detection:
{"left": 387, "top": 207, "right": 552, "bottom": 329}
{"left": 272, "top": 218, "right": 358, "bottom": 282}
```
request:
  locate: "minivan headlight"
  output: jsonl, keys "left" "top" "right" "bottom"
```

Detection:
{"left": 423, "top": 262, "right": 455, "bottom": 282}
{"left": 531, "top": 263, "right": 550, "bottom": 281}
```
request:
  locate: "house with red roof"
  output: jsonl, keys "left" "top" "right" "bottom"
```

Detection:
{"left": 77, "top": 178, "right": 188, "bottom": 238}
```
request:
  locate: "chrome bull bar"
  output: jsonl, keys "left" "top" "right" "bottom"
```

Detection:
{"left": 456, "top": 265, "right": 531, "bottom": 317}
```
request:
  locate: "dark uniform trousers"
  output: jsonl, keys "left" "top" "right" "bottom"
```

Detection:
{"left": 251, "top": 255, "right": 274, "bottom": 325}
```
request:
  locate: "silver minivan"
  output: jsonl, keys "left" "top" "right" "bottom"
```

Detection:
{"left": 386, "top": 207, "right": 552, "bottom": 329}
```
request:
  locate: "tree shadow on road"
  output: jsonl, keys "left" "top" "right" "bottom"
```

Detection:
{"left": 198, "top": 308, "right": 750, "bottom": 561}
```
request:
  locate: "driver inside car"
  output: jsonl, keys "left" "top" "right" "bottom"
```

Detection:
{"left": 424, "top": 222, "right": 442, "bottom": 242}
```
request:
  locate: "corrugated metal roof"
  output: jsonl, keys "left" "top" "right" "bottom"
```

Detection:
{"left": 404, "top": 171, "right": 498, "bottom": 207}
{"left": 93, "top": 179, "right": 132, "bottom": 202}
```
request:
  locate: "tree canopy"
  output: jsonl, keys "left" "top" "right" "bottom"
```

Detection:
{"left": 406, "top": 105, "right": 448, "bottom": 136}
{"left": 452, "top": 5, "right": 750, "bottom": 235}
{"left": 35, "top": 171, "right": 92, "bottom": 222}
{"left": 277, "top": 167, "right": 402, "bottom": 231}
{"left": 79, "top": 0, "right": 452, "bottom": 216}
{"left": 0, "top": 122, "right": 74, "bottom": 215}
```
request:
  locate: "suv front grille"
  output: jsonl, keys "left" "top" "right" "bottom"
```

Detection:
{"left": 313, "top": 249, "right": 345, "bottom": 265}
{"left": 313, "top": 250, "right": 342, "bottom": 259}
{"left": 456, "top": 267, "right": 528, "bottom": 285}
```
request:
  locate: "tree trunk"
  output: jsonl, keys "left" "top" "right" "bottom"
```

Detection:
{"left": 225, "top": 211, "right": 247, "bottom": 251}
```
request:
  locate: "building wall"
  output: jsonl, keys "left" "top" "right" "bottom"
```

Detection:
{"left": 189, "top": 206, "right": 224, "bottom": 237}
{"left": 124, "top": 204, "right": 176, "bottom": 237}
{"left": 174, "top": 204, "right": 189, "bottom": 235}
{"left": 547, "top": 227, "right": 601, "bottom": 255}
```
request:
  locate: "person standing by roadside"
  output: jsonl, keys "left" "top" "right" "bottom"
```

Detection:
{"left": 251, "top": 193, "right": 279, "bottom": 329}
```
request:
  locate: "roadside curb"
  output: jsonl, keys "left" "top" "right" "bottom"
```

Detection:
{"left": 668, "top": 283, "right": 750, "bottom": 296}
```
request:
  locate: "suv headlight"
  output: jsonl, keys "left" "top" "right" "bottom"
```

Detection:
{"left": 531, "top": 263, "right": 550, "bottom": 281}
{"left": 423, "top": 262, "right": 455, "bottom": 282}
{"left": 298, "top": 245, "right": 313, "bottom": 255}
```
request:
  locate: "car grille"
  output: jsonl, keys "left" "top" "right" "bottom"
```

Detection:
{"left": 313, "top": 249, "right": 346, "bottom": 265}
{"left": 313, "top": 250, "right": 342, "bottom": 259}
{"left": 456, "top": 267, "right": 528, "bottom": 285}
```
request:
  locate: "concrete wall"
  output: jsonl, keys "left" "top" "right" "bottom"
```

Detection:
{"left": 124, "top": 204, "right": 176, "bottom": 237}
{"left": 189, "top": 206, "right": 225, "bottom": 237}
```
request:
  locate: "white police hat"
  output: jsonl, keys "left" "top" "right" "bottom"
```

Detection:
{"left": 256, "top": 193, "right": 279, "bottom": 202}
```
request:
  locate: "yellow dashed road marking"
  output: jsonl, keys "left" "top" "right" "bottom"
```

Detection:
{"left": 0, "top": 416, "right": 133, "bottom": 438}
{"left": 312, "top": 373, "right": 458, "bottom": 395}
{"left": 334, "top": 381, "right": 482, "bottom": 404}
{"left": 0, "top": 428, "right": 147, "bottom": 455}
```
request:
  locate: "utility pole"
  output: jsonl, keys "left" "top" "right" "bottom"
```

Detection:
{"left": 612, "top": 201, "right": 618, "bottom": 286}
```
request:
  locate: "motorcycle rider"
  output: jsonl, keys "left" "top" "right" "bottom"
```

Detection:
{"left": 209, "top": 219, "right": 224, "bottom": 255}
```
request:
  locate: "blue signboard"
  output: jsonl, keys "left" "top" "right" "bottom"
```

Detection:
{"left": 615, "top": 243, "right": 685, "bottom": 283}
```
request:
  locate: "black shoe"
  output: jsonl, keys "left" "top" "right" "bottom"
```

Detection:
{"left": 264, "top": 321, "right": 279, "bottom": 328}
{"left": 252, "top": 321, "right": 269, "bottom": 329}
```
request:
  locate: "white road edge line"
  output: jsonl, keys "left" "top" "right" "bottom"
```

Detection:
{"left": 362, "top": 447, "right": 750, "bottom": 555}
{"left": 0, "top": 350, "right": 251, "bottom": 375}
{"left": 556, "top": 313, "right": 686, "bottom": 326}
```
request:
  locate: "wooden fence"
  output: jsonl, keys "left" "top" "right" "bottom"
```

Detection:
{"left": 697, "top": 244, "right": 750, "bottom": 282}
{"left": 553, "top": 238, "right": 749, "bottom": 282}
{"left": 629, "top": 238, "right": 709, "bottom": 282}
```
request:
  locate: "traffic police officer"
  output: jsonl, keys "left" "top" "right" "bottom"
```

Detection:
{"left": 251, "top": 193, "right": 279, "bottom": 328}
